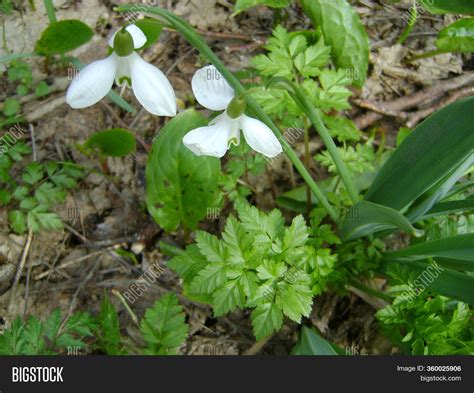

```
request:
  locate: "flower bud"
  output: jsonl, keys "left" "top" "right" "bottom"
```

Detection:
{"left": 113, "top": 28, "right": 134, "bottom": 57}
{"left": 226, "top": 97, "right": 246, "bottom": 119}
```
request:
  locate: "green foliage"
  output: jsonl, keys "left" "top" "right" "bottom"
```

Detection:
{"left": 377, "top": 290, "right": 474, "bottom": 355}
{"left": 253, "top": 26, "right": 331, "bottom": 80}
{"left": 233, "top": 0, "right": 291, "bottom": 15}
{"left": 0, "top": 309, "right": 95, "bottom": 355}
{"left": 0, "top": 142, "right": 83, "bottom": 234}
{"left": 35, "top": 20, "right": 94, "bottom": 56}
{"left": 292, "top": 325, "right": 339, "bottom": 355}
{"left": 140, "top": 293, "right": 189, "bottom": 355}
{"left": 250, "top": 25, "right": 360, "bottom": 144}
{"left": 146, "top": 110, "right": 221, "bottom": 232}
{"left": 134, "top": 18, "right": 163, "bottom": 49}
{"left": 220, "top": 142, "right": 266, "bottom": 204}
{"left": 340, "top": 201, "right": 424, "bottom": 242}
{"left": 0, "top": 293, "right": 189, "bottom": 355}
{"left": 436, "top": 17, "right": 474, "bottom": 53}
{"left": 96, "top": 293, "right": 123, "bottom": 355}
{"left": 84, "top": 128, "right": 136, "bottom": 158}
{"left": 365, "top": 97, "right": 474, "bottom": 221}
{"left": 168, "top": 202, "right": 338, "bottom": 340}
{"left": 315, "top": 141, "right": 375, "bottom": 176}
{"left": 300, "top": 0, "right": 370, "bottom": 87}
{"left": 1, "top": 61, "right": 51, "bottom": 126}
{"left": 420, "top": 0, "right": 474, "bottom": 15}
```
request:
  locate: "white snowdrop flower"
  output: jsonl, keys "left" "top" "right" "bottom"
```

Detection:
{"left": 183, "top": 65, "right": 283, "bottom": 158}
{"left": 66, "top": 24, "right": 177, "bottom": 117}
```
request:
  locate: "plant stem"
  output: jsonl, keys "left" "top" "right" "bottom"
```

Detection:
{"left": 397, "top": 0, "right": 417, "bottom": 45}
{"left": 303, "top": 120, "right": 312, "bottom": 215}
{"left": 348, "top": 278, "right": 392, "bottom": 303}
{"left": 116, "top": 5, "right": 340, "bottom": 224}
{"left": 272, "top": 80, "right": 360, "bottom": 205}
{"left": 43, "top": 0, "right": 57, "bottom": 23}
{"left": 409, "top": 49, "right": 449, "bottom": 62}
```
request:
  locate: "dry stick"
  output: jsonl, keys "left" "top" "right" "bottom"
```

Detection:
{"left": 34, "top": 247, "right": 114, "bottom": 280}
{"left": 111, "top": 288, "right": 140, "bottom": 328}
{"left": 354, "top": 72, "right": 474, "bottom": 129}
{"left": 406, "top": 85, "right": 474, "bottom": 128}
{"left": 8, "top": 229, "right": 34, "bottom": 307}
{"left": 9, "top": 123, "right": 39, "bottom": 307}
{"left": 243, "top": 335, "right": 273, "bottom": 356}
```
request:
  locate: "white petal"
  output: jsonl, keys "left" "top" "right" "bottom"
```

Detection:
{"left": 66, "top": 54, "right": 118, "bottom": 108}
{"left": 108, "top": 24, "right": 147, "bottom": 49}
{"left": 129, "top": 52, "right": 177, "bottom": 116}
{"left": 183, "top": 114, "right": 234, "bottom": 158}
{"left": 115, "top": 57, "right": 131, "bottom": 86}
{"left": 126, "top": 24, "right": 147, "bottom": 48}
{"left": 192, "top": 65, "right": 235, "bottom": 111}
{"left": 240, "top": 115, "right": 283, "bottom": 158}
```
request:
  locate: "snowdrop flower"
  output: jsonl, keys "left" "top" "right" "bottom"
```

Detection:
{"left": 66, "top": 24, "right": 176, "bottom": 117}
{"left": 183, "top": 65, "right": 282, "bottom": 158}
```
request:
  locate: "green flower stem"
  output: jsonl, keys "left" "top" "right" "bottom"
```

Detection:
{"left": 43, "top": 0, "right": 57, "bottom": 23}
{"left": 397, "top": 0, "right": 417, "bottom": 45}
{"left": 116, "top": 4, "right": 340, "bottom": 224}
{"left": 268, "top": 77, "right": 360, "bottom": 205}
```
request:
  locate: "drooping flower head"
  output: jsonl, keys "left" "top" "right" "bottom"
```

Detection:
{"left": 183, "top": 65, "right": 283, "bottom": 158}
{"left": 66, "top": 24, "right": 177, "bottom": 117}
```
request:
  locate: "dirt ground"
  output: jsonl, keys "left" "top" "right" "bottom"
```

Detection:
{"left": 0, "top": 0, "right": 472, "bottom": 355}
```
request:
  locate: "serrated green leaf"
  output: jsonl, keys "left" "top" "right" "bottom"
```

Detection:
{"left": 251, "top": 302, "right": 283, "bottom": 341}
{"left": 97, "top": 293, "right": 121, "bottom": 355}
{"left": 9, "top": 210, "right": 27, "bottom": 234}
{"left": 213, "top": 279, "right": 246, "bottom": 316}
{"left": 140, "top": 293, "right": 188, "bottom": 354}
{"left": 21, "top": 162, "right": 43, "bottom": 185}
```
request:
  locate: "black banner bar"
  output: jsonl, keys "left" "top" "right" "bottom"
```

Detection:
{"left": 0, "top": 356, "right": 472, "bottom": 392}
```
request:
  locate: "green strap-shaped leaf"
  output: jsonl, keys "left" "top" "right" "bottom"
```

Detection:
{"left": 300, "top": 0, "right": 369, "bottom": 87}
{"left": 420, "top": 0, "right": 474, "bottom": 15}
{"left": 383, "top": 234, "right": 474, "bottom": 272}
{"left": 421, "top": 199, "right": 474, "bottom": 219}
{"left": 146, "top": 110, "right": 221, "bottom": 232}
{"left": 291, "top": 326, "right": 339, "bottom": 355}
{"left": 340, "top": 201, "right": 424, "bottom": 242}
{"left": 365, "top": 96, "right": 474, "bottom": 214}
{"left": 379, "top": 260, "right": 474, "bottom": 305}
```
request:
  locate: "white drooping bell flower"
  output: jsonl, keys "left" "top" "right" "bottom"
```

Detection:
{"left": 183, "top": 65, "right": 283, "bottom": 158}
{"left": 66, "top": 24, "right": 177, "bottom": 117}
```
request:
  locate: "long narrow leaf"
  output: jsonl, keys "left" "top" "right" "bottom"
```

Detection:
{"left": 379, "top": 259, "right": 474, "bottom": 304}
{"left": 421, "top": 199, "right": 474, "bottom": 219}
{"left": 365, "top": 97, "right": 474, "bottom": 215}
{"left": 340, "top": 201, "right": 424, "bottom": 241}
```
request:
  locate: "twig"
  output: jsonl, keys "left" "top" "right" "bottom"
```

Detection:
{"left": 406, "top": 85, "right": 474, "bottom": 128}
{"left": 8, "top": 229, "right": 34, "bottom": 307}
{"left": 243, "top": 335, "right": 272, "bottom": 355}
{"left": 111, "top": 288, "right": 140, "bottom": 328}
{"left": 354, "top": 72, "right": 474, "bottom": 129}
